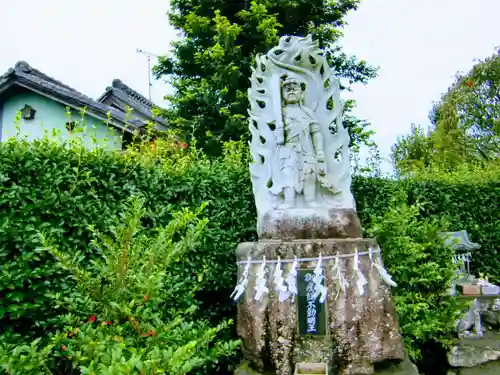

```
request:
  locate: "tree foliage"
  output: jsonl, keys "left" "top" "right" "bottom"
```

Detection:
{"left": 392, "top": 52, "right": 500, "bottom": 175}
{"left": 391, "top": 124, "right": 434, "bottom": 176}
{"left": 155, "top": 0, "right": 377, "bottom": 155}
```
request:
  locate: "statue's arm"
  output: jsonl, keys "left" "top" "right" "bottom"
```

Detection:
{"left": 310, "top": 122, "right": 325, "bottom": 161}
{"left": 274, "top": 118, "right": 285, "bottom": 145}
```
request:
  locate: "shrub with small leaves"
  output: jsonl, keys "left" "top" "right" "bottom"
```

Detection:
{"left": 353, "top": 170, "right": 500, "bottom": 283}
{"left": 0, "top": 133, "right": 254, "bottom": 341}
{"left": 368, "top": 190, "right": 462, "bottom": 361}
{"left": 1, "top": 197, "right": 239, "bottom": 374}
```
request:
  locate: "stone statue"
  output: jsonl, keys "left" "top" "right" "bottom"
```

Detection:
{"left": 456, "top": 298, "right": 500, "bottom": 338}
{"left": 456, "top": 298, "right": 484, "bottom": 338}
{"left": 248, "top": 35, "right": 356, "bottom": 236}
{"left": 277, "top": 76, "right": 326, "bottom": 208}
{"left": 236, "top": 35, "right": 414, "bottom": 375}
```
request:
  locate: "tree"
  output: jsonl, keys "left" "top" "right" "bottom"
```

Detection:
{"left": 155, "top": 0, "right": 377, "bottom": 156}
{"left": 391, "top": 124, "right": 434, "bottom": 176}
{"left": 450, "top": 53, "right": 500, "bottom": 158}
{"left": 392, "top": 52, "right": 500, "bottom": 175}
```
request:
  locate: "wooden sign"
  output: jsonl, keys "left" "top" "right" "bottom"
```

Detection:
{"left": 297, "top": 269, "right": 327, "bottom": 336}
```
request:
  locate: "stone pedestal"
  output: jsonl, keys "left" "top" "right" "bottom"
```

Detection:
{"left": 447, "top": 332, "right": 500, "bottom": 374}
{"left": 235, "top": 235, "right": 410, "bottom": 375}
{"left": 448, "top": 300, "right": 500, "bottom": 374}
{"left": 258, "top": 208, "right": 362, "bottom": 240}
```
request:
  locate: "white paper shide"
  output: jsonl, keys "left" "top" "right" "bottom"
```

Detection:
{"left": 231, "top": 248, "right": 397, "bottom": 303}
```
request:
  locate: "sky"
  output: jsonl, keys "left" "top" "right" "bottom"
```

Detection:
{"left": 1, "top": 0, "right": 499, "bottom": 171}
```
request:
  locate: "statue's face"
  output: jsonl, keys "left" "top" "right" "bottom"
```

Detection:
{"left": 282, "top": 81, "right": 302, "bottom": 104}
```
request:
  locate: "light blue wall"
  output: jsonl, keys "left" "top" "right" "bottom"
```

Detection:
{"left": 1, "top": 90, "right": 123, "bottom": 150}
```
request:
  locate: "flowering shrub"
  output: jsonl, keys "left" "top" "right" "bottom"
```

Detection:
{"left": 0, "top": 197, "right": 239, "bottom": 374}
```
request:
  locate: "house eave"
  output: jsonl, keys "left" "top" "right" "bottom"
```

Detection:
{"left": 12, "top": 80, "right": 134, "bottom": 134}
{"left": 0, "top": 61, "right": 165, "bottom": 135}
{"left": 97, "top": 80, "right": 169, "bottom": 129}
{"left": 97, "top": 87, "right": 113, "bottom": 103}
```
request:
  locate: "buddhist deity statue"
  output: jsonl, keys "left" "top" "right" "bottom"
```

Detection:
{"left": 235, "top": 35, "right": 412, "bottom": 375}
{"left": 248, "top": 35, "right": 356, "bottom": 233}
{"left": 277, "top": 77, "right": 326, "bottom": 208}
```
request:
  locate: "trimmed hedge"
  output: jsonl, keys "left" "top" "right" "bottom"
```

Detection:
{"left": 0, "top": 136, "right": 498, "bottom": 343}
{"left": 0, "top": 137, "right": 255, "bottom": 339}
{"left": 353, "top": 168, "right": 500, "bottom": 283}
{"left": 406, "top": 170, "right": 500, "bottom": 282}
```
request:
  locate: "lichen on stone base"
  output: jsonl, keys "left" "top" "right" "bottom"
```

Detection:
{"left": 235, "top": 238, "right": 405, "bottom": 375}
{"left": 258, "top": 208, "right": 362, "bottom": 240}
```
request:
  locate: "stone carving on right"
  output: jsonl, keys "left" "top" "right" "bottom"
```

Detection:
{"left": 248, "top": 35, "right": 355, "bottom": 230}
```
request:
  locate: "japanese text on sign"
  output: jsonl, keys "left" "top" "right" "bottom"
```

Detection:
{"left": 305, "top": 273, "right": 317, "bottom": 333}
{"left": 298, "top": 269, "right": 326, "bottom": 336}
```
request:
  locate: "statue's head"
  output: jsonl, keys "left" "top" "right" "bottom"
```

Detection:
{"left": 282, "top": 77, "right": 304, "bottom": 104}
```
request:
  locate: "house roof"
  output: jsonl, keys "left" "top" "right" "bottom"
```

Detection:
{"left": 0, "top": 61, "right": 167, "bottom": 133}
{"left": 440, "top": 230, "right": 481, "bottom": 251}
{"left": 98, "top": 79, "right": 168, "bottom": 131}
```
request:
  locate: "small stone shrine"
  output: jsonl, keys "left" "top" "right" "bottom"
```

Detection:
{"left": 232, "top": 35, "right": 417, "bottom": 375}
{"left": 439, "top": 231, "right": 500, "bottom": 374}
{"left": 441, "top": 230, "right": 480, "bottom": 280}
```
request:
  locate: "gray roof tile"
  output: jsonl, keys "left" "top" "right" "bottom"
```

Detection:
{"left": 98, "top": 79, "right": 168, "bottom": 130}
{"left": 0, "top": 61, "right": 167, "bottom": 133}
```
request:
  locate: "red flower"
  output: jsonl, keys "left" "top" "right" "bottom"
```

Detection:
{"left": 144, "top": 295, "right": 149, "bottom": 302}
{"left": 465, "top": 80, "right": 473, "bottom": 87}
{"left": 140, "top": 329, "right": 156, "bottom": 337}
{"left": 89, "top": 315, "right": 96, "bottom": 323}
{"left": 103, "top": 321, "right": 112, "bottom": 326}
{"left": 60, "top": 345, "right": 68, "bottom": 352}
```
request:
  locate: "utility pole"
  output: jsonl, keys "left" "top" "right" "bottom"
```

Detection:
{"left": 136, "top": 49, "right": 160, "bottom": 101}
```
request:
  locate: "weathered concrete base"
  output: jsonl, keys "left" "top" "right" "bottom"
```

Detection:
{"left": 235, "top": 238, "right": 405, "bottom": 375}
{"left": 448, "top": 341, "right": 500, "bottom": 368}
{"left": 258, "top": 208, "right": 362, "bottom": 240}
{"left": 234, "top": 356, "right": 419, "bottom": 375}
{"left": 448, "top": 331, "right": 500, "bottom": 374}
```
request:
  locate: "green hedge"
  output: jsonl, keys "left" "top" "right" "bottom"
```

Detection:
{"left": 367, "top": 190, "right": 459, "bottom": 361}
{"left": 0, "top": 136, "right": 498, "bottom": 347}
{"left": 406, "top": 172, "right": 500, "bottom": 282}
{"left": 0, "top": 137, "right": 255, "bottom": 339}
{"left": 353, "top": 168, "right": 500, "bottom": 283}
